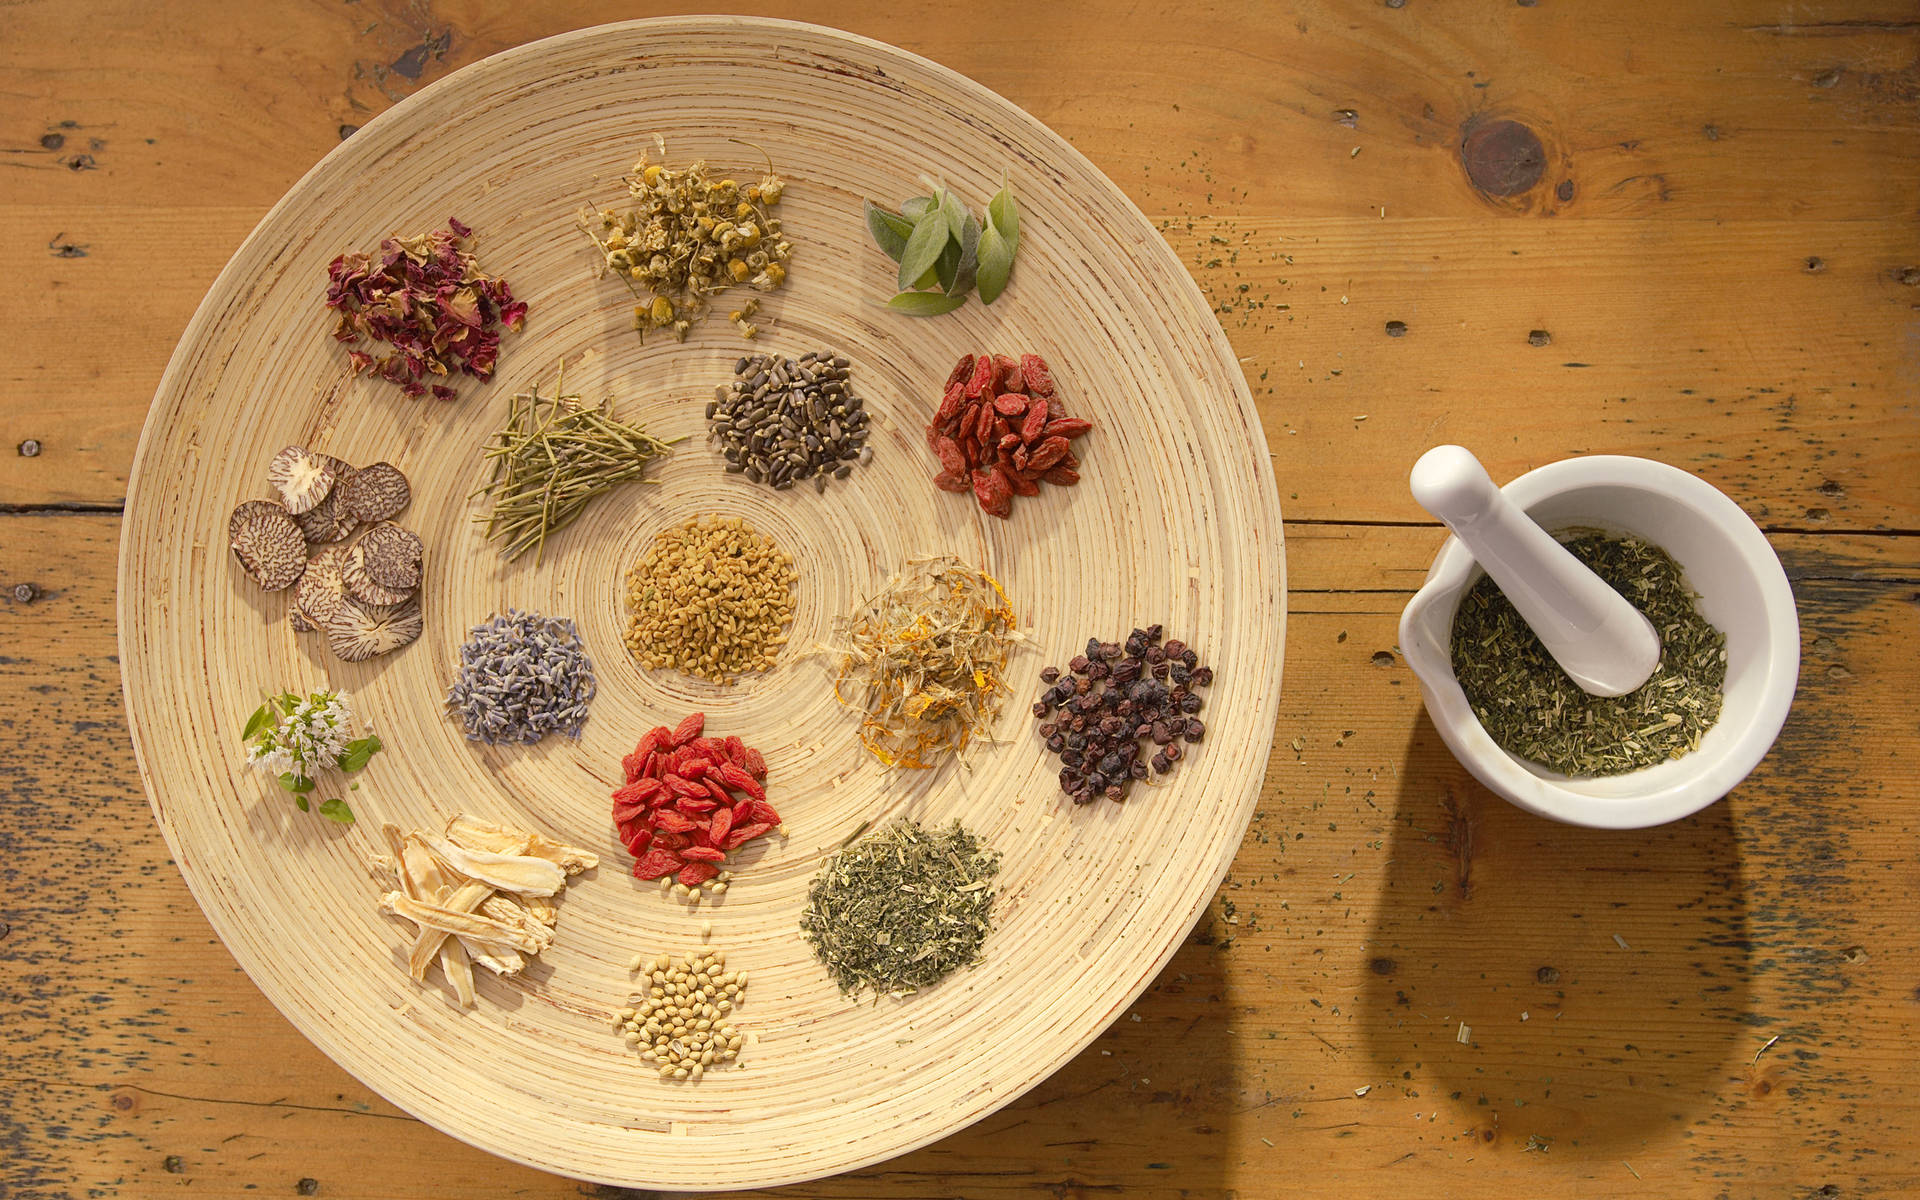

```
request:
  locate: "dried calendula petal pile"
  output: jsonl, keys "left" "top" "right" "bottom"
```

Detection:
{"left": 375, "top": 814, "right": 596, "bottom": 1008}
{"left": 615, "top": 948, "right": 747, "bottom": 1081}
{"left": 582, "top": 139, "right": 793, "bottom": 341}
{"left": 826, "top": 555, "right": 1023, "bottom": 768}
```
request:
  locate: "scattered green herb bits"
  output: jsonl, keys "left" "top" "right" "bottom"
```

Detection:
{"left": 863, "top": 180, "right": 1020, "bottom": 314}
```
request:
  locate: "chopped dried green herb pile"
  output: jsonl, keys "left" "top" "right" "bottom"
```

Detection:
{"left": 1450, "top": 531, "right": 1727, "bottom": 776}
{"left": 801, "top": 819, "right": 1000, "bottom": 998}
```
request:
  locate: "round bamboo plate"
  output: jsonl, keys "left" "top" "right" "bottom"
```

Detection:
{"left": 119, "top": 16, "right": 1284, "bottom": 1190}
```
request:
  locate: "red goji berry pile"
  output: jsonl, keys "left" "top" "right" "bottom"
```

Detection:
{"left": 926, "top": 352, "right": 1092, "bottom": 519}
{"left": 612, "top": 712, "right": 781, "bottom": 886}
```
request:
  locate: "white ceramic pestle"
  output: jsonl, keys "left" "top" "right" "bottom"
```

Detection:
{"left": 1409, "top": 445, "right": 1661, "bottom": 698}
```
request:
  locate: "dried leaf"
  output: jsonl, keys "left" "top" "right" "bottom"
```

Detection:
{"left": 988, "top": 183, "right": 1020, "bottom": 256}
{"left": 864, "top": 201, "right": 913, "bottom": 262}
{"left": 896, "top": 211, "right": 951, "bottom": 292}
{"left": 976, "top": 223, "right": 1014, "bottom": 306}
{"left": 885, "top": 291, "right": 968, "bottom": 317}
{"left": 949, "top": 213, "right": 981, "bottom": 297}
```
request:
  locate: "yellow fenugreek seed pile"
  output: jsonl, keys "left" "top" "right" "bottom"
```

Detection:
{"left": 623, "top": 515, "right": 796, "bottom": 683}
{"left": 616, "top": 949, "right": 747, "bottom": 1081}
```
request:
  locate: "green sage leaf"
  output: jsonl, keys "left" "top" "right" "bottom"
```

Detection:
{"left": 949, "top": 213, "right": 982, "bottom": 296}
{"left": 976, "top": 222, "right": 1014, "bottom": 305}
{"left": 939, "top": 189, "right": 968, "bottom": 243}
{"left": 988, "top": 183, "right": 1021, "bottom": 256}
{"left": 241, "top": 703, "right": 272, "bottom": 743}
{"left": 912, "top": 265, "right": 940, "bottom": 291}
{"left": 900, "top": 195, "right": 934, "bottom": 222}
{"left": 864, "top": 201, "right": 914, "bottom": 263}
{"left": 897, "top": 211, "right": 951, "bottom": 291}
{"left": 885, "top": 290, "right": 969, "bottom": 317}
{"left": 934, "top": 236, "right": 962, "bottom": 293}
{"left": 318, "top": 797, "right": 355, "bottom": 825}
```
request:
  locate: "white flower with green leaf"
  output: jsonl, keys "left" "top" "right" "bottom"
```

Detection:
{"left": 241, "top": 690, "right": 383, "bottom": 824}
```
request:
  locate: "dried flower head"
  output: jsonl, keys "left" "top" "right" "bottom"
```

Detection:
{"left": 581, "top": 139, "right": 794, "bottom": 341}
{"left": 824, "top": 556, "right": 1023, "bottom": 768}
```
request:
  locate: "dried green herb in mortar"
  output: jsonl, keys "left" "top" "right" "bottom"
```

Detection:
{"left": 1450, "top": 531, "right": 1727, "bottom": 776}
{"left": 800, "top": 819, "right": 1000, "bottom": 997}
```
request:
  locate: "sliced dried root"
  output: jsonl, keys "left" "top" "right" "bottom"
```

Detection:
{"left": 377, "top": 815, "right": 596, "bottom": 1007}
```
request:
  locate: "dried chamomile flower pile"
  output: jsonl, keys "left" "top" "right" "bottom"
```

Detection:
{"left": 324, "top": 217, "right": 526, "bottom": 399}
{"left": 583, "top": 141, "right": 793, "bottom": 341}
{"left": 616, "top": 948, "right": 748, "bottom": 1081}
{"left": 376, "top": 814, "right": 597, "bottom": 1009}
{"left": 227, "top": 447, "right": 424, "bottom": 662}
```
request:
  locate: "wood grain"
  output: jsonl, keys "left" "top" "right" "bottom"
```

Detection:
{"left": 6, "top": 517, "right": 1918, "bottom": 1198}
{"left": 3, "top": 0, "right": 1917, "bottom": 1197}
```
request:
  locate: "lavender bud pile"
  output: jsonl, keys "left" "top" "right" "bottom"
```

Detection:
{"left": 1033, "top": 625, "right": 1212, "bottom": 804}
{"left": 446, "top": 609, "right": 597, "bottom": 744}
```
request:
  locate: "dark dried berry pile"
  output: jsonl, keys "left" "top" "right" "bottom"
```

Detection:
{"left": 1033, "top": 625, "right": 1212, "bottom": 804}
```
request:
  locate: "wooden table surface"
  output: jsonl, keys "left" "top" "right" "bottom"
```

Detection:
{"left": 4, "top": 2, "right": 1916, "bottom": 1197}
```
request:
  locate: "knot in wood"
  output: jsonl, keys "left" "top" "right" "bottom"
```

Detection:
{"left": 1461, "top": 120, "right": 1547, "bottom": 197}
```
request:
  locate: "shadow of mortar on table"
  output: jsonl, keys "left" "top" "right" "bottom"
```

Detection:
{"left": 1358, "top": 711, "right": 1752, "bottom": 1157}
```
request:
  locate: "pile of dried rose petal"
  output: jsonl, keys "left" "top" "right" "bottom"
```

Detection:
{"left": 324, "top": 217, "right": 526, "bottom": 400}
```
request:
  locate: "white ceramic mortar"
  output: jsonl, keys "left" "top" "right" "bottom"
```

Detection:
{"left": 1398, "top": 455, "right": 1801, "bottom": 829}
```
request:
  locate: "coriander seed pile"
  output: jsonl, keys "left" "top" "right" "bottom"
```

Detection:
{"left": 623, "top": 516, "right": 797, "bottom": 684}
{"left": 801, "top": 819, "right": 1000, "bottom": 997}
{"left": 583, "top": 142, "right": 793, "bottom": 341}
{"left": 616, "top": 948, "right": 747, "bottom": 1081}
